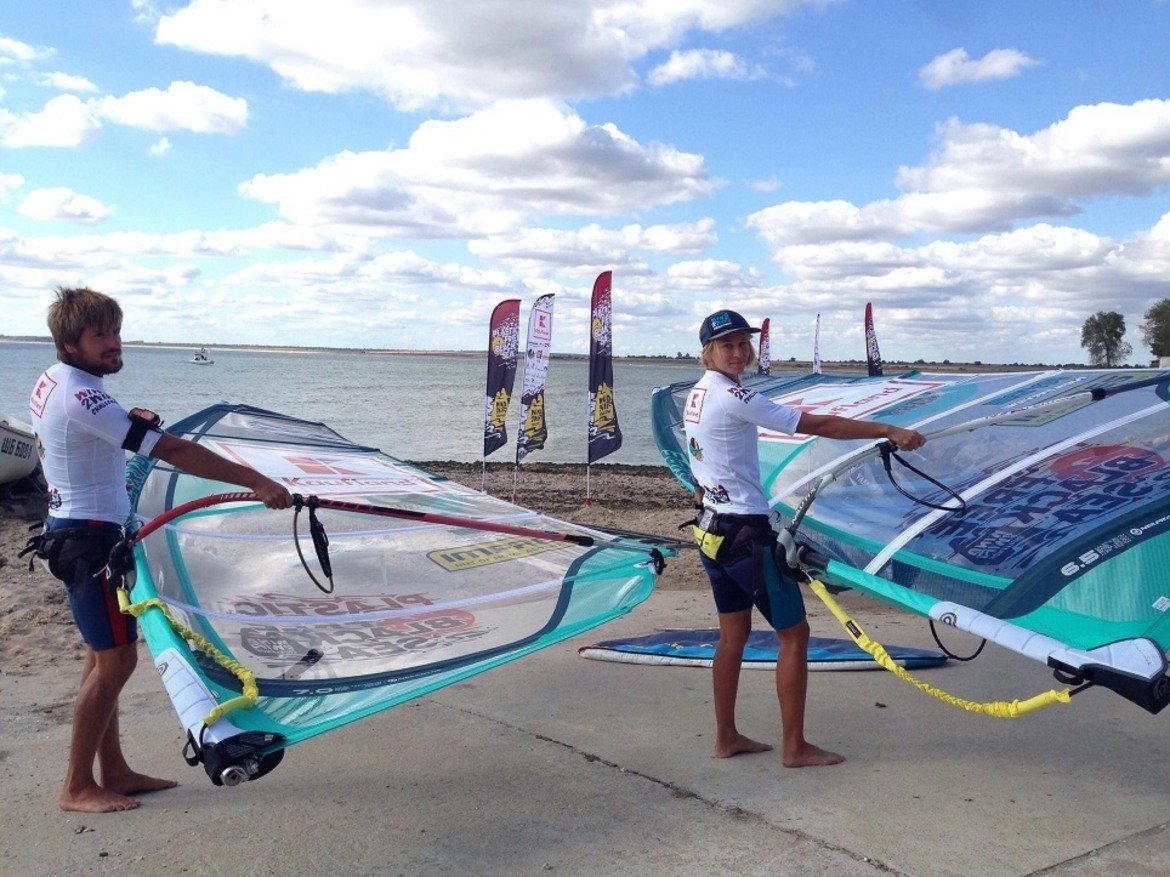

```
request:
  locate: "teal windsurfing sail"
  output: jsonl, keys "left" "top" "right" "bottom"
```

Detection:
{"left": 651, "top": 368, "right": 1170, "bottom": 714}
{"left": 123, "top": 404, "right": 667, "bottom": 785}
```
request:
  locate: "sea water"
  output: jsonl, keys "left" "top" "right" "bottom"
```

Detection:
{"left": 1, "top": 340, "right": 698, "bottom": 465}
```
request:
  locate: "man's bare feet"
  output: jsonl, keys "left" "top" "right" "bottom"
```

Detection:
{"left": 714, "top": 733, "right": 774, "bottom": 758}
{"left": 782, "top": 742, "right": 845, "bottom": 768}
{"left": 104, "top": 771, "right": 178, "bottom": 797}
{"left": 60, "top": 784, "right": 140, "bottom": 813}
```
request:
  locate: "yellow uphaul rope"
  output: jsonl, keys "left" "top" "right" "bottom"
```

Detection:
{"left": 118, "top": 587, "right": 258, "bottom": 724}
{"left": 806, "top": 578, "right": 1071, "bottom": 717}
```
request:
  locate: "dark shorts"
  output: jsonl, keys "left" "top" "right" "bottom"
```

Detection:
{"left": 45, "top": 517, "right": 136, "bottom": 651}
{"left": 700, "top": 540, "right": 806, "bottom": 630}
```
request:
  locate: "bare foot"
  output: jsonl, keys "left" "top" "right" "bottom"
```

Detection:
{"left": 60, "top": 784, "right": 140, "bottom": 813}
{"left": 714, "top": 734, "right": 774, "bottom": 758}
{"left": 782, "top": 742, "right": 845, "bottom": 768}
{"left": 104, "top": 771, "right": 178, "bottom": 797}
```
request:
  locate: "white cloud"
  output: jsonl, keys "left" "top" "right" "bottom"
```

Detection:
{"left": 747, "top": 219, "right": 1170, "bottom": 364}
{"left": 648, "top": 49, "right": 766, "bottom": 86}
{"left": 0, "top": 93, "right": 100, "bottom": 147}
{"left": 33, "top": 71, "right": 99, "bottom": 93}
{"left": 748, "top": 99, "right": 1170, "bottom": 245}
{"left": 900, "top": 101, "right": 1170, "bottom": 199}
{"left": 94, "top": 81, "right": 248, "bottom": 134}
{"left": 594, "top": 0, "right": 812, "bottom": 48}
{"left": 130, "top": 0, "right": 162, "bottom": 26}
{"left": 741, "top": 97, "right": 1170, "bottom": 363}
{"left": 155, "top": 0, "right": 817, "bottom": 109}
{"left": 919, "top": 47, "right": 1040, "bottom": 90}
{"left": 149, "top": 136, "right": 172, "bottom": 156}
{"left": 467, "top": 219, "right": 714, "bottom": 270}
{"left": 239, "top": 99, "right": 717, "bottom": 237}
{"left": 470, "top": 226, "right": 644, "bottom": 270}
{"left": 0, "top": 33, "right": 51, "bottom": 65}
{"left": 639, "top": 219, "right": 718, "bottom": 252}
{"left": 747, "top": 199, "right": 910, "bottom": 246}
{"left": 18, "top": 187, "right": 112, "bottom": 223}
{"left": 0, "top": 172, "right": 24, "bottom": 199}
{"left": 664, "top": 258, "right": 763, "bottom": 290}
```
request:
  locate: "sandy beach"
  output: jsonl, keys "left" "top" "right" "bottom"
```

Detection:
{"left": 5, "top": 463, "right": 1170, "bottom": 876}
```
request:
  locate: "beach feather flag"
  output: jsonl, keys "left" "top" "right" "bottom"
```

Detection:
{"left": 516, "top": 293, "right": 555, "bottom": 462}
{"left": 813, "top": 313, "right": 822, "bottom": 374}
{"left": 483, "top": 298, "right": 521, "bottom": 458}
{"left": 587, "top": 271, "right": 622, "bottom": 464}
{"left": 757, "top": 317, "right": 771, "bottom": 376}
{"left": 864, "top": 301, "right": 883, "bottom": 377}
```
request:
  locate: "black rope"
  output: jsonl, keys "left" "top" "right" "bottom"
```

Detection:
{"left": 879, "top": 443, "right": 967, "bottom": 513}
{"left": 927, "top": 618, "right": 987, "bottom": 661}
{"left": 292, "top": 494, "right": 334, "bottom": 594}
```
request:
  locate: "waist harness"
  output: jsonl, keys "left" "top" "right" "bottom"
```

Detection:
{"left": 21, "top": 522, "right": 122, "bottom": 584}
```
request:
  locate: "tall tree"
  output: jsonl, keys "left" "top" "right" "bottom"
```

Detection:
{"left": 1080, "top": 311, "right": 1131, "bottom": 367}
{"left": 1141, "top": 298, "right": 1170, "bottom": 359}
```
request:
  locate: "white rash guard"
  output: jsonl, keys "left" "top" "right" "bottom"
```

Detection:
{"left": 29, "top": 363, "right": 162, "bottom": 524}
{"left": 683, "top": 370, "right": 801, "bottom": 516}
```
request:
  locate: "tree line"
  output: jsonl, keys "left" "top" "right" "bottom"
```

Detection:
{"left": 1081, "top": 299, "right": 1170, "bottom": 367}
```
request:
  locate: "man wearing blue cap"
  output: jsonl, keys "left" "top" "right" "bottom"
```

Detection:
{"left": 685, "top": 309, "right": 925, "bottom": 767}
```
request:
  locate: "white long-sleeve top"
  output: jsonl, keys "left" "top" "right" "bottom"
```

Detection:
{"left": 683, "top": 370, "right": 800, "bottom": 516}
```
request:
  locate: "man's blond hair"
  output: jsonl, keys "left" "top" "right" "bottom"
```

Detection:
{"left": 46, "top": 287, "right": 122, "bottom": 363}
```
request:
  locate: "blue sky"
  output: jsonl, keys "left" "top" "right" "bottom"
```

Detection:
{"left": 2, "top": 1, "right": 1169, "bottom": 365}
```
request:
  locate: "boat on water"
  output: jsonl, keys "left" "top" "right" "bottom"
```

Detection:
{"left": 0, "top": 414, "right": 38, "bottom": 485}
{"left": 191, "top": 347, "right": 215, "bottom": 365}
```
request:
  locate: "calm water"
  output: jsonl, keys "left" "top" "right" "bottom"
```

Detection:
{"left": 1, "top": 341, "right": 698, "bottom": 465}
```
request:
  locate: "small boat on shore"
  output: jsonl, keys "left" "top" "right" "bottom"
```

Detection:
{"left": 0, "top": 414, "right": 38, "bottom": 485}
{"left": 191, "top": 347, "right": 215, "bottom": 365}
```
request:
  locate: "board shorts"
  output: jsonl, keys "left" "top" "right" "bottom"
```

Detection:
{"left": 696, "top": 513, "right": 806, "bottom": 631}
{"left": 44, "top": 517, "right": 136, "bottom": 651}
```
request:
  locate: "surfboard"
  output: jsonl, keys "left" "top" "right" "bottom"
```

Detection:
{"left": 578, "top": 629, "right": 947, "bottom": 671}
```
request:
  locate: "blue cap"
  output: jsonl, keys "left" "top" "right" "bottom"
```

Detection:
{"left": 699, "top": 309, "right": 760, "bottom": 345}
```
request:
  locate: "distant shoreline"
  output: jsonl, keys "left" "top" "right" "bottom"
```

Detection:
{"left": 0, "top": 334, "right": 1125, "bottom": 371}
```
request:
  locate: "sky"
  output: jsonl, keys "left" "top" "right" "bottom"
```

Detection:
{"left": 2, "top": 1, "right": 1170, "bottom": 366}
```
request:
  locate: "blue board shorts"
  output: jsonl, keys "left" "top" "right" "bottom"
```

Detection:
{"left": 700, "top": 539, "right": 806, "bottom": 631}
{"left": 45, "top": 517, "right": 136, "bottom": 651}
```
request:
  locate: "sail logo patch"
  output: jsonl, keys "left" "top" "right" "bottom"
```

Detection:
{"left": 428, "top": 536, "right": 563, "bottom": 571}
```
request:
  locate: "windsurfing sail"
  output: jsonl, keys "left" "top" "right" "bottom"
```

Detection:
{"left": 864, "top": 302, "right": 882, "bottom": 377}
{"left": 483, "top": 299, "right": 520, "bottom": 458}
{"left": 587, "top": 271, "right": 622, "bottom": 464}
{"left": 516, "top": 293, "right": 554, "bottom": 462}
{"left": 757, "top": 317, "right": 772, "bottom": 376}
{"left": 123, "top": 403, "right": 668, "bottom": 785}
{"left": 812, "top": 314, "right": 822, "bottom": 374}
{"left": 651, "top": 367, "right": 1170, "bottom": 713}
